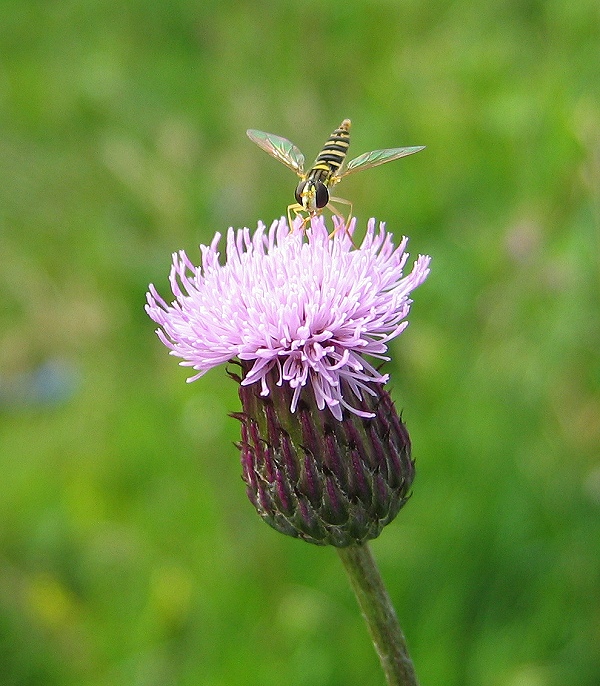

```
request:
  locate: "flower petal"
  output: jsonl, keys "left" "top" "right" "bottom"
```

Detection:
{"left": 145, "top": 216, "right": 431, "bottom": 418}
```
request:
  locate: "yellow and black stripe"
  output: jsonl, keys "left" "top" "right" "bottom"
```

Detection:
{"left": 307, "top": 119, "right": 351, "bottom": 186}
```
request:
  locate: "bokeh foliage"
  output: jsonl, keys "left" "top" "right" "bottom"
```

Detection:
{"left": 0, "top": 1, "right": 599, "bottom": 684}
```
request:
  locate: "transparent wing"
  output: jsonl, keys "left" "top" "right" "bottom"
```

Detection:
{"left": 338, "top": 146, "right": 425, "bottom": 179}
{"left": 246, "top": 129, "right": 305, "bottom": 175}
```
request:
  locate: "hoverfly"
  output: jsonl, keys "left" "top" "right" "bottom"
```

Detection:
{"left": 247, "top": 119, "right": 424, "bottom": 229}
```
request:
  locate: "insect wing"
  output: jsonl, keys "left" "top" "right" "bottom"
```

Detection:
{"left": 339, "top": 146, "right": 425, "bottom": 178}
{"left": 246, "top": 129, "right": 305, "bottom": 175}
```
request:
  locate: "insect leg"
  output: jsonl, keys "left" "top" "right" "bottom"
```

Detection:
{"left": 287, "top": 203, "right": 310, "bottom": 233}
{"left": 327, "top": 196, "right": 355, "bottom": 243}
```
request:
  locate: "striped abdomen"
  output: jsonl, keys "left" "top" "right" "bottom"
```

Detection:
{"left": 307, "top": 119, "right": 351, "bottom": 187}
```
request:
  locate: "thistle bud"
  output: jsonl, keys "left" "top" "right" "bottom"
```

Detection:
{"left": 146, "top": 215, "right": 429, "bottom": 545}
{"left": 235, "top": 364, "right": 414, "bottom": 547}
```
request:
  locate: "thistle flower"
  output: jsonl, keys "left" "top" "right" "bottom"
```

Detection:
{"left": 146, "top": 216, "right": 430, "bottom": 545}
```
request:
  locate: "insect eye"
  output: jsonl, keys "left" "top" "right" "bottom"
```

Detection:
{"left": 295, "top": 180, "right": 307, "bottom": 204}
{"left": 315, "top": 182, "right": 329, "bottom": 209}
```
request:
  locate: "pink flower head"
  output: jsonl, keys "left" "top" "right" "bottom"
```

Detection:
{"left": 145, "top": 216, "right": 431, "bottom": 420}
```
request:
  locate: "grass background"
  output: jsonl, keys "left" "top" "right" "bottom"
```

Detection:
{"left": 1, "top": 1, "right": 599, "bottom": 684}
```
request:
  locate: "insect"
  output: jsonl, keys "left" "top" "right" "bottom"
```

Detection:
{"left": 247, "top": 119, "right": 424, "bottom": 229}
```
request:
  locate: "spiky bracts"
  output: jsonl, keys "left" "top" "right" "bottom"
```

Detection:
{"left": 235, "top": 365, "right": 414, "bottom": 547}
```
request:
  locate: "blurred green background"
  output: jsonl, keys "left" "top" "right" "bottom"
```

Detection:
{"left": 1, "top": 1, "right": 598, "bottom": 684}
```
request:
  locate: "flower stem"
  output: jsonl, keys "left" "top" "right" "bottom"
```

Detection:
{"left": 337, "top": 543, "right": 419, "bottom": 686}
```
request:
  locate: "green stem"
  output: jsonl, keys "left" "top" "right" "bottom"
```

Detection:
{"left": 337, "top": 543, "right": 419, "bottom": 686}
